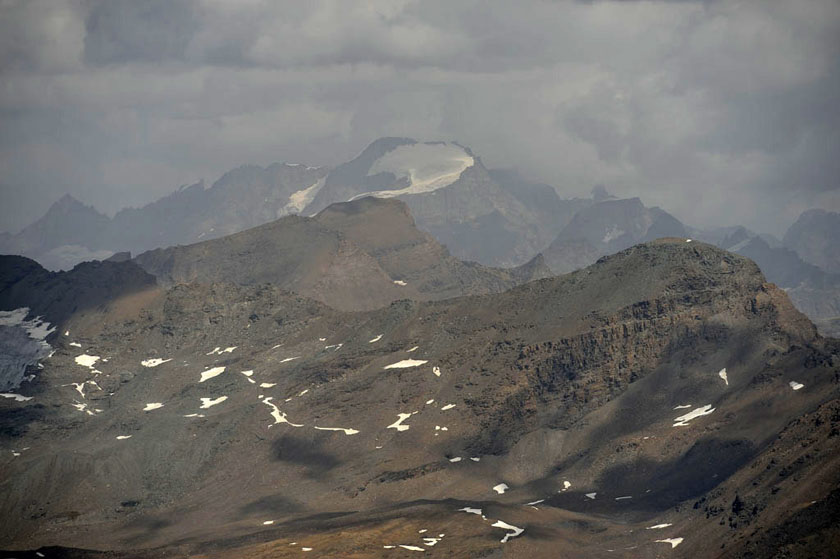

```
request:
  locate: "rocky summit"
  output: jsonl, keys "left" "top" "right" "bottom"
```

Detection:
{"left": 1, "top": 232, "right": 838, "bottom": 558}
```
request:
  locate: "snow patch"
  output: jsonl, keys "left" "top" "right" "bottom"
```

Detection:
{"left": 493, "top": 483, "right": 509, "bottom": 494}
{"left": 143, "top": 402, "right": 164, "bottom": 411}
{"left": 314, "top": 426, "right": 360, "bottom": 435}
{"left": 718, "top": 368, "right": 728, "bottom": 386}
{"left": 116, "top": 435, "right": 132, "bottom": 440}
{"left": 141, "top": 358, "right": 171, "bottom": 367}
{"left": 393, "top": 280, "right": 407, "bottom": 286}
{"left": 369, "top": 334, "right": 383, "bottom": 343}
{"left": 647, "top": 523, "right": 672, "bottom": 530}
{"left": 491, "top": 520, "right": 524, "bottom": 543}
{"left": 199, "top": 396, "right": 227, "bottom": 409}
{"left": 673, "top": 404, "right": 715, "bottom": 427}
{"left": 199, "top": 366, "right": 226, "bottom": 382}
{"left": 387, "top": 412, "right": 417, "bottom": 432}
{"left": 1, "top": 393, "right": 32, "bottom": 402}
{"left": 432, "top": 366, "right": 441, "bottom": 377}
{"left": 441, "top": 403, "right": 456, "bottom": 411}
{"left": 75, "top": 354, "right": 100, "bottom": 368}
{"left": 262, "top": 397, "right": 303, "bottom": 427}
{"left": 655, "top": 538, "right": 684, "bottom": 548}
{"left": 789, "top": 381, "right": 804, "bottom": 391}
{"left": 384, "top": 359, "right": 428, "bottom": 369}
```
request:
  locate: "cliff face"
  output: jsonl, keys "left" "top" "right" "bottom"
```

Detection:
{"left": 0, "top": 239, "right": 837, "bottom": 558}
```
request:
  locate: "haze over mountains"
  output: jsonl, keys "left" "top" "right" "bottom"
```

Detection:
{"left": 2, "top": 137, "right": 838, "bottom": 336}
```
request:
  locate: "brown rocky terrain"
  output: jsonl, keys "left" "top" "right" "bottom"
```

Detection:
{"left": 1, "top": 238, "right": 838, "bottom": 557}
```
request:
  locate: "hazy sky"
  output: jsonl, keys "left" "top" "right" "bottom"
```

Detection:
{"left": 1, "top": 0, "right": 839, "bottom": 235}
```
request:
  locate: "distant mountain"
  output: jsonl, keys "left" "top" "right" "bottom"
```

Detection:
{"left": 3, "top": 239, "right": 838, "bottom": 557}
{"left": 688, "top": 226, "right": 840, "bottom": 338}
{"left": 0, "top": 164, "right": 327, "bottom": 270}
{"left": 303, "top": 138, "right": 591, "bottom": 267}
{"left": 134, "top": 197, "right": 551, "bottom": 311}
{"left": 783, "top": 209, "right": 840, "bottom": 274}
{"left": 2, "top": 138, "right": 592, "bottom": 270}
{"left": 542, "top": 197, "right": 687, "bottom": 274}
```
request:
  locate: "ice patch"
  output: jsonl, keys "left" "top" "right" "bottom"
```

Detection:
{"left": 314, "top": 426, "right": 359, "bottom": 435}
{"left": 491, "top": 520, "right": 524, "bottom": 543}
{"left": 141, "top": 358, "right": 171, "bottom": 367}
{"left": 199, "top": 396, "right": 227, "bottom": 409}
{"left": 655, "top": 538, "right": 684, "bottom": 548}
{"left": 143, "top": 402, "right": 164, "bottom": 411}
{"left": 199, "top": 366, "right": 226, "bottom": 382}
{"left": 718, "top": 368, "right": 728, "bottom": 386}
{"left": 1, "top": 393, "right": 32, "bottom": 402}
{"left": 384, "top": 359, "right": 428, "bottom": 369}
{"left": 364, "top": 142, "right": 474, "bottom": 197}
{"left": 673, "top": 404, "right": 715, "bottom": 427}
{"left": 285, "top": 177, "right": 326, "bottom": 214}
{"left": 647, "top": 523, "right": 672, "bottom": 530}
{"left": 262, "top": 397, "right": 303, "bottom": 427}
{"left": 387, "top": 412, "right": 417, "bottom": 432}
{"left": 789, "top": 381, "right": 804, "bottom": 390}
{"left": 493, "top": 483, "right": 509, "bottom": 494}
{"left": 369, "top": 334, "right": 383, "bottom": 343}
{"left": 116, "top": 435, "right": 132, "bottom": 440}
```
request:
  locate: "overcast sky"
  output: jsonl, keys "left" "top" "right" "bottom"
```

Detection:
{"left": 1, "top": 0, "right": 838, "bottom": 235}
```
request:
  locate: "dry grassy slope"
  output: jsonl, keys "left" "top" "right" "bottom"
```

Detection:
{"left": 1, "top": 239, "right": 838, "bottom": 558}
{"left": 133, "top": 197, "right": 550, "bottom": 312}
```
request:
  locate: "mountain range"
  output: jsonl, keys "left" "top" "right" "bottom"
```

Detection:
{"left": 1, "top": 201, "right": 838, "bottom": 556}
{"left": 2, "top": 137, "right": 838, "bottom": 337}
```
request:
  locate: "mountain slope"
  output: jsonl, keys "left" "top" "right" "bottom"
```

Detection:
{"left": 305, "top": 138, "right": 588, "bottom": 267}
{"left": 2, "top": 239, "right": 837, "bottom": 558}
{"left": 783, "top": 209, "right": 840, "bottom": 274}
{"left": 542, "top": 197, "right": 687, "bottom": 274}
{"left": 133, "top": 197, "right": 551, "bottom": 311}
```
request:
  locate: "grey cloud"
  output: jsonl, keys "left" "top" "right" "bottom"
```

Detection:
{"left": 0, "top": 0, "right": 838, "bottom": 235}
{"left": 83, "top": 0, "right": 198, "bottom": 65}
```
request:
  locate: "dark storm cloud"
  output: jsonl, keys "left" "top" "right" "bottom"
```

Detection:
{"left": 0, "top": 0, "right": 838, "bottom": 234}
